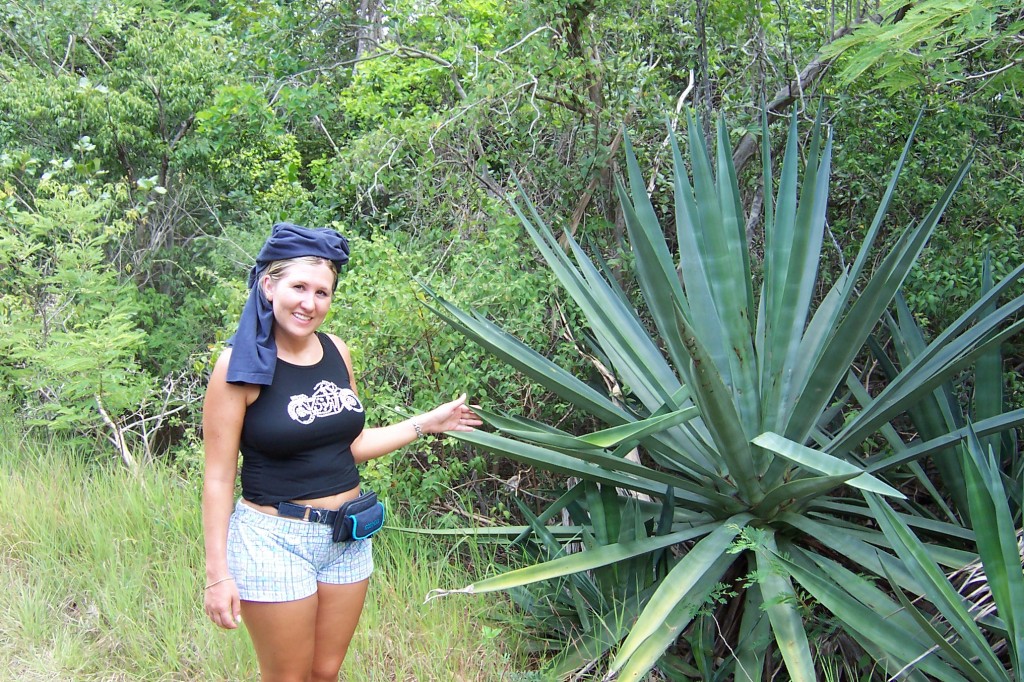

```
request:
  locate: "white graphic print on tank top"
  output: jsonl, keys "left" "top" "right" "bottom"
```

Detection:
{"left": 287, "top": 380, "right": 364, "bottom": 425}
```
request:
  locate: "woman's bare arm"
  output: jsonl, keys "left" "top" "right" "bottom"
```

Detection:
{"left": 201, "top": 350, "right": 252, "bottom": 629}
{"left": 327, "top": 335, "right": 481, "bottom": 463}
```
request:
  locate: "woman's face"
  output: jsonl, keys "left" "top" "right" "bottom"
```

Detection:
{"left": 262, "top": 260, "right": 335, "bottom": 340}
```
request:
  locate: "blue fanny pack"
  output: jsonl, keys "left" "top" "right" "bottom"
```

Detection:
{"left": 331, "top": 491, "right": 386, "bottom": 542}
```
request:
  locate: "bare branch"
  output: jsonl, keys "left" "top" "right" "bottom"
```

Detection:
{"left": 361, "top": 137, "right": 404, "bottom": 213}
{"left": 57, "top": 34, "right": 75, "bottom": 73}
{"left": 95, "top": 393, "right": 138, "bottom": 472}
{"left": 647, "top": 70, "right": 696, "bottom": 195}
{"left": 392, "top": 44, "right": 467, "bottom": 100}
{"left": 495, "top": 25, "right": 563, "bottom": 57}
{"left": 82, "top": 35, "right": 112, "bottom": 71}
{"left": 731, "top": 24, "right": 857, "bottom": 174}
{"left": 313, "top": 115, "right": 340, "bottom": 156}
{"left": 566, "top": 120, "right": 630, "bottom": 238}
{"left": 744, "top": 184, "right": 764, "bottom": 245}
{"left": 963, "top": 57, "right": 1024, "bottom": 81}
{"left": 168, "top": 114, "right": 195, "bottom": 150}
{"left": 565, "top": 88, "right": 648, "bottom": 239}
{"left": 532, "top": 91, "right": 588, "bottom": 116}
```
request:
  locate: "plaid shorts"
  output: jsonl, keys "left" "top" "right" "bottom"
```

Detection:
{"left": 227, "top": 499, "right": 374, "bottom": 602}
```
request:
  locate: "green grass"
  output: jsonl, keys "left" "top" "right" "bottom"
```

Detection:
{"left": 0, "top": 425, "right": 534, "bottom": 681}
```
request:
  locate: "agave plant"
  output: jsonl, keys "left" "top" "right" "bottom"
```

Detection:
{"left": 780, "top": 424, "right": 1023, "bottom": 680}
{"left": 871, "top": 256, "right": 1022, "bottom": 528}
{"left": 425, "top": 109, "right": 1024, "bottom": 680}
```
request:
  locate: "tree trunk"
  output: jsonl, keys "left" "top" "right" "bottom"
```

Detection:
{"left": 731, "top": 25, "right": 856, "bottom": 175}
{"left": 354, "top": 0, "right": 381, "bottom": 76}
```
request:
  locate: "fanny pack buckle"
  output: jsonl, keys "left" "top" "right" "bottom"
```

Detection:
{"left": 303, "top": 506, "right": 328, "bottom": 523}
{"left": 276, "top": 501, "right": 337, "bottom": 525}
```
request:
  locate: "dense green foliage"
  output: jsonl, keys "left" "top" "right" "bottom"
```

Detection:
{"left": 1, "top": 0, "right": 1022, "bottom": 676}
{"left": 2, "top": 0, "right": 1019, "bottom": 478}
{"left": 825, "top": 0, "right": 1024, "bottom": 94}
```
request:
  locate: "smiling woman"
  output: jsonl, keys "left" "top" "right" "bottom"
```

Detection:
{"left": 200, "top": 222, "right": 483, "bottom": 681}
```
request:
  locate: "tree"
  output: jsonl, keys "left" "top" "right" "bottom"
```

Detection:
{"left": 824, "top": 0, "right": 1024, "bottom": 95}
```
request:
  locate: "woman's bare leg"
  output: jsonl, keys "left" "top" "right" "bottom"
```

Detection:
{"left": 241, "top": 595, "right": 319, "bottom": 682}
{"left": 310, "top": 579, "right": 369, "bottom": 682}
{"left": 239, "top": 579, "right": 368, "bottom": 682}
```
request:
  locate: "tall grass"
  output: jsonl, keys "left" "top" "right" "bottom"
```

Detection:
{"left": 0, "top": 424, "right": 533, "bottom": 681}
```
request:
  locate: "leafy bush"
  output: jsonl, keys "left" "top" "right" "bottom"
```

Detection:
{"left": 0, "top": 180, "right": 153, "bottom": 458}
{"left": 828, "top": 90, "right": 1024, "bottom": 338}
{"left": 0, "top": 156, "right": 211, "bottom": 468}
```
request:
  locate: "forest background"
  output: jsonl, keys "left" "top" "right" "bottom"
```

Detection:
{"left": 1, "top": 0, "right": 1023, "bottom": 679}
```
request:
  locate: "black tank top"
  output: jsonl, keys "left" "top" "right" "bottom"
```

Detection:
{"left": 239, "top": 333, "right": 365, "bottom": 505}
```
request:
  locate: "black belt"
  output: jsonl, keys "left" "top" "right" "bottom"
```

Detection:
{"left": 275, "top": 491, "right": 384, "bottom": 543}
{"left": 277, "top": 502, "right": 338, "bottom": 525}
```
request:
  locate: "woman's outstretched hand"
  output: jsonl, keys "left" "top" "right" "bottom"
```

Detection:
{"left": 418, "top": 393, "right": 482, "bottom": 435}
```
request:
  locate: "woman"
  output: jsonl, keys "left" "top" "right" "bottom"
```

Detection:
{"left": 202, "top": 222, "right": 480, "bottom": 681}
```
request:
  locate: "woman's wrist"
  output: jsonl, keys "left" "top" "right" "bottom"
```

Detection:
{"left": 206, "top": 563, "right": 231, "bottom": 582}
{"left": 204, "top": 576, "right": 235, "bottom": 590}
{"left": 411, "top": 418, "right": 424, "bottom": 439}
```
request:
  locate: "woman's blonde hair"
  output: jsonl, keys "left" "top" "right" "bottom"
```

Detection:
{"left": 262, "top": 256, "right": 339, "bottom": 289}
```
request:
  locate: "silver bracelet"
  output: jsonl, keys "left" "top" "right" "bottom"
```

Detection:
{"left": 412, "top": 420, "right": 423, "bottom": 439}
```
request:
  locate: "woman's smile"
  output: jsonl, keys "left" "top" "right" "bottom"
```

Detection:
{"left": 264, "top": 261, "right": 335, "bottom": 339}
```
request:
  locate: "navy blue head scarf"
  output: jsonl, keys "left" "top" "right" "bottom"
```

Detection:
{"left": 226, "top": 222, "right": 350, "bottom": 385}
